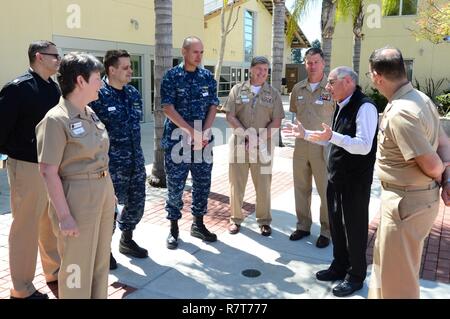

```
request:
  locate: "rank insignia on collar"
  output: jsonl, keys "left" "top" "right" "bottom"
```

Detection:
{"left": 320, "top": 92, "right": 332, "bottom": 101}
{"left": 91, "top": 113, "right": 100, "bottom": 123}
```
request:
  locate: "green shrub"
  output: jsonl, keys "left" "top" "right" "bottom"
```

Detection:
{"left": 413, "top": 77, "right": 448, "bottom": 99}
{"left": 435, "top": 93, "right": 450, "bottom": 117}
{"left": 364, "top": 87, "right": 388, "bottom": 113}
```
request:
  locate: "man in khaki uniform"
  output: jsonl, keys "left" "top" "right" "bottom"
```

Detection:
{"left": 289, "top": 48, "right": 334, "bottom": 248}
{"left": 37, "top": 53, "right": 115, "bottom": 299}
{"left": 0, "top": 40, "right": 60, "bottom": 299}
{"left": 367, "top": 47, "right": 450, "bottom": 299}
{"left": 223, "top": 56, "right": 285, "bottom": 236}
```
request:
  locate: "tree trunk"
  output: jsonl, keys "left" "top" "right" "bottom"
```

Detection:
{"left": 214, "top": 3, "right": 239, "bottom": 91}
{"left": 271, "top": 0, "right": 285, "bottom": 93}
{"left": 214, "top": 33, "right": 227, "bottom": 87}
{"left": 353, "top": 35, "right": 361, "bottom": 79}
{"left": 149, "top": 0, "right": 173, "bottom": 188}
{"left": 352, "top": 3, "right": 364, "bottom": 78}
{"left": 272, "top": 0, "right": 285, "bottom": 147}
{"left": 321, "top": 0, "right": 336, "bottom": 75}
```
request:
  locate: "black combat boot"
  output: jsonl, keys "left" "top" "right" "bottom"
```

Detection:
{"left": 110, "top": 252, "right": 117, "bottom": 270}
{"left": 119, "top": 230, "right": 148, "bottom": 258}
{"left": 190, "top": 215, "right": 217, "bottom": 242}
{"left": 167, "top": 220, "right": 179, "bottom": 250}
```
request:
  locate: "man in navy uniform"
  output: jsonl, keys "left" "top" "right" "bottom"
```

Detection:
{"left": 0, "top": 40, "right": 61, "bottom": 298}
{"left": 90, "top": 50, "right": 148, "bottom": 269}
{"left": 161, "top": 36, "right": 219, "bottom": 249}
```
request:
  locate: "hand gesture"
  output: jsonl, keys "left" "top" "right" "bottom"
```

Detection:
{"left": 309, "top": 123, "right": 332, "bottom": 142}
{"left": 282, "top": 120, "right": 305, "bottom": 139}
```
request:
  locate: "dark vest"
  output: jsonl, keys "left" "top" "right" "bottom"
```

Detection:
{"left": 327, "top": 89, "right": 378, "bottom": 184}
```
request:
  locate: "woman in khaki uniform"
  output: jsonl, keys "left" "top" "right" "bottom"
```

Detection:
{"left": 36, "top": 53, "right": 115, "bottom": 299}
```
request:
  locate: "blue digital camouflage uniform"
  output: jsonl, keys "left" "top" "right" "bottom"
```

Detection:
{"left": 161, "top": 63, "right": 219, "bottom": 221}
{"left": 90, "top": 78, "right": 146, "bottom": 232}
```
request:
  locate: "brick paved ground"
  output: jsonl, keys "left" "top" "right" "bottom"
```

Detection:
{"left": 366, "top": 201, "right": 450, "bottom": 284}
{"left": 0, "top": 145, "right": 449, "bottom": 298}
{"left": 0, "top": 149, "right": 294, "bottom": 299}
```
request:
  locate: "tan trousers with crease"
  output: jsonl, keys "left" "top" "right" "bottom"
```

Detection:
{"left": 7, "top": 158, "right": 60, "bottom": 298}
{"left": 368, "top": 185, "right": 439, "bottom": 299}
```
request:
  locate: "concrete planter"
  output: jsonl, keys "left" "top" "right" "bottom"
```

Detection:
{"left": 441, "top": 117, "right": 450, "bottom": 136}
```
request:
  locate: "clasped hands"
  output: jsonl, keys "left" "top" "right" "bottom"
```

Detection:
{"left": 186, "top": 128, "right": 211, "bottom": 150}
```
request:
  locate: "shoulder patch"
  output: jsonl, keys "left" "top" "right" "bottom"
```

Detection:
{"left": 11, "top": 73, "right": 33, "bottom": 85}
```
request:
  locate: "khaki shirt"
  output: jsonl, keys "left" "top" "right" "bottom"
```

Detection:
{"left": 376, "top": 83, "right": 440, "bottom": 186}
{"left": 289, "top": 75, "right": 334, "bottom": 131}
{"left": 222, "top": 80, "right": 285, "bottom": 130}
{"left": 36, "top": 98, "right": 110, "bottom": 177}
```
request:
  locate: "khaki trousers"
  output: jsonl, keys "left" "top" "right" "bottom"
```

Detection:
{"left": 293, "top": 140, "right": 330, "bottom": 238}
{"left": 7, "top": 158, "right": 60, "bottom": 298}
{"left": 49, "top": 176, "right": 115, "bottom": 299}
{"left": 368, "top": 183, "right": 440, "bottom": 299}
{"left": 229, "top": 161, "right": 273, "bottom": 226}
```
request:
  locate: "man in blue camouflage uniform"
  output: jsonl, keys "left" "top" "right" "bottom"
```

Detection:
{"left": 161, "top": 36, "right": 219, "bottom": 249}
{"left": 90, "top": 50, "right": 148, "bottom": 268}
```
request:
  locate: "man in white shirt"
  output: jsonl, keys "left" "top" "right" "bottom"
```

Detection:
{"left": 286, "top": 66, "right": 378, "bottom": 297}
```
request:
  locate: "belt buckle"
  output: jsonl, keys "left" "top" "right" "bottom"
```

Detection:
{"left": 100, "top": 171, "right": 107, "bottom": 178}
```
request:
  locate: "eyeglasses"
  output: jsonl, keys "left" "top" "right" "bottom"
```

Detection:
{"left": 326, "top": 79, "right": 339, "bottom": 86}
{"left": 39, "top": 52, "right": 61, "bottom": 60}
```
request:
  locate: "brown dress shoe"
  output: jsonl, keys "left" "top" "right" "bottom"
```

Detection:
{"left": 316, "top": 235, "right": 330, "bottom": 248}
{"left": 289, "top": 229, "right": 310, "bottom": 241}
{"left": 228, "top": 223, "right": 240, "bottom": 234}
{"left": 260, "top": 225, "right": 272, "bottom": 236}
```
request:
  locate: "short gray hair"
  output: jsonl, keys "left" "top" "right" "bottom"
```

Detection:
{"left": 182, "top": 36, "right": 202, "bottom": 49}
{"left": 333, "top": 66, "right": 358, "bottom": 84}
{"left": 251, "top": 56, "right": 270, "bottom": 67}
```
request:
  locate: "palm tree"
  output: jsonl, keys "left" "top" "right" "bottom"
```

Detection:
{"left": 287, "top": 0, "right": 335, "bottom": 74}
{"left": 272, "top": 0, "right": 286, "bottom": 147}
{"left": 288, "top": 0, "right": 400, "bottom": 77}
{"left": 336, "top": 0, "right": 399, "bottom": 77}
{"left": 336, "top": 0, "right": 364, "bottom": 76}
{"left": 271, "top": 0, "right": 285, "bottom": 93}
{"left": 149, "top": 0, "right": 173, "bottom": 188}
{"left": 320, "top": 0, "right": 337, "bottom": 74}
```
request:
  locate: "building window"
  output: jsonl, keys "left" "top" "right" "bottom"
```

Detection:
{"left": 244, "top": 68, "right": 249, "bottom": 81}
{"left": 205, "top": 65, "right": 215, "bottom": 74}
{"left": 219, "top": 66, "right": 231, "bottom": 97}
{"left": 231, "top": 67, "right": 241, "bottom": 88}
{"left": 404, "top": 59, "right": 413, "bottom": 81}
{"left": 129, "top": 55, "right": 144, "bottom": 121}
{"left": 244, "top": 10, "right": 255, "bottom": 63}
{"left": 383, "top": 0, "right": 417, "bottom": 16}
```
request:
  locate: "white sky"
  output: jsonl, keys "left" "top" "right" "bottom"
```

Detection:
{"left": 286, "top": 0, "right": 322, "bottom": 44}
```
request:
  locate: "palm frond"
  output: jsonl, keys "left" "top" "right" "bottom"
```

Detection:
{"left": 286, "top": 0, "right": 313, "bottom": 44}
